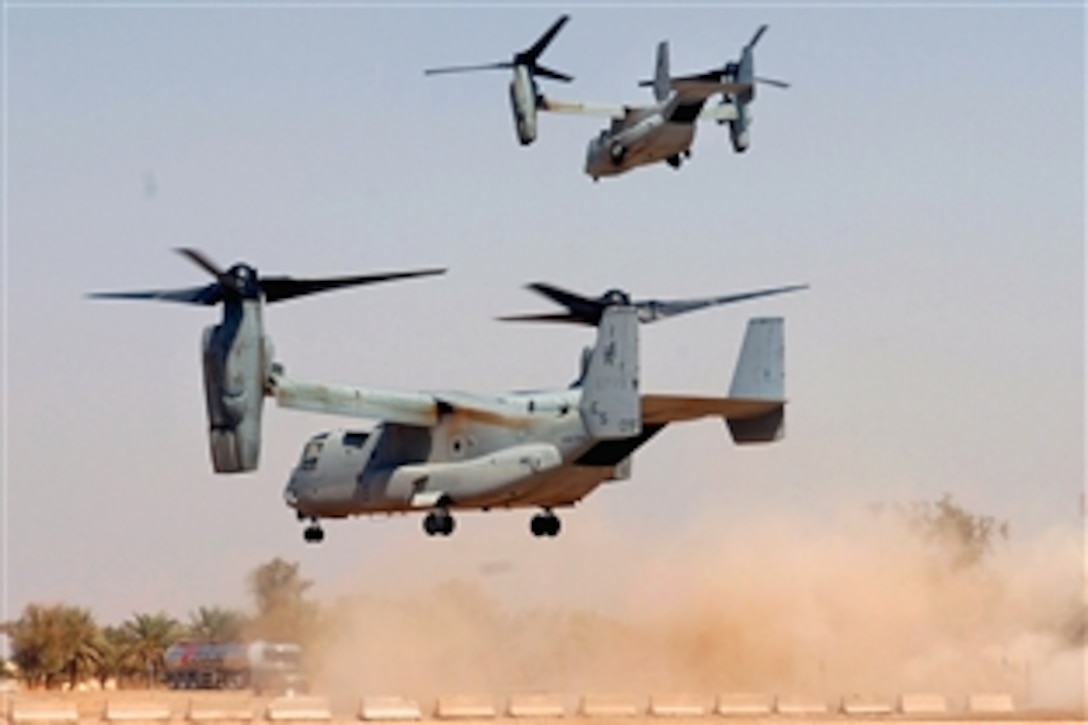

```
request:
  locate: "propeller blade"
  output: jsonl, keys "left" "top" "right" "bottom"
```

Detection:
{"left": 175, "top": 247, "right": 225, "bottom": 279}
{"left": 635, "top": 284, "right": 809, "bottom": 323}
{"left": 524, "top": 14, "right": 570, "bottom": 62}
{"left": 533, "top": 64, "right": 574, "bottom": 83}
{"left": 87, "top": 285, "right": 222, "bottom": 306}
{"left": 496, "top": 312, "right": 586, "bottom": 324}
{"left": 525, "top": 282, "right": 605, "bottom": 322}
{"left": 424, "top": 61, "right": 513, "bottom": 76}
{"left": 747, "top": 24, "right": 769, "bottom": 49}
{"left": 755, "top": 75, "right": 790, "bottom": 89}
{"left": 260, "top": 268, "right": 446, "bottom": 304}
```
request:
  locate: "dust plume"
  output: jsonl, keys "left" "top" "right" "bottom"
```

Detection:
{"left": 307, "top": 508, "right": 1085, "bottom": 712}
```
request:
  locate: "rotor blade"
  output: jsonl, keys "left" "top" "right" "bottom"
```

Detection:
{"left": 175, "top": 248, "right": 225, "bottom": 279}
{"left": 747, "top": 24, "right": 769, "bottom": 49}
{"left": 524, "top": 282, "right": 605, "bottom": 322}
{"left": 87, "top": 285, "right": 222, "bottom": 306}
{"left": 533, "top": 64, "right": 574, "bottom": 83}
{"left": 496, "top": 312, "right": 588, "bottom": 325}
{"left": 524, "top": 14, "right": 570, "bottom": 62}
{"left": 424, "top": 61, "right": 513, "bottom": 76}
{"left": 260, "top": 268, "right": 446, "bottom": 304}
{"left": 635, "top": 284, "right": 808, "bottom": 323}
{"left": 755, "top": 75, "right": 790, "bottom": 89}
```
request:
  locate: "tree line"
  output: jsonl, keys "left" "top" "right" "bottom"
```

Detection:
{"left": 1, "top": 558, "right": 315, "bottom": 690}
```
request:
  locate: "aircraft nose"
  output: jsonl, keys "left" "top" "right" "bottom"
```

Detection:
{"left": 283, "top": 473, "right": 317, "bottom": 509}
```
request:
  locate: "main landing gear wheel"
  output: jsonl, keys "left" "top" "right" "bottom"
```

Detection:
{"left": 303, "top": 521, "right": 324, "bottom": 544}
{"left": 666, "top": 154, "right": 683, "bottom": 169}
{"left": 530, "top": 511, "right": 561, "bottom": 537}
{"left": 423, "top": 509, "right": 455, "bottom": 537}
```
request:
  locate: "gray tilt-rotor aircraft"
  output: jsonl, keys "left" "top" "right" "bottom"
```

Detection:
{"left": 425, "top": 16, "right": 789, "bottom": 180}
{"left": 92, "top": 253, "right": 804, "bottom": 542}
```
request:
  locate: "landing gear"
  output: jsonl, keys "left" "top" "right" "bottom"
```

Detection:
{"left": 423, "top": 509, "right": 455, "bottom": 537}
{"left": 303, "top": 519, "right": 324, "bottom": 544}
{"left": 666, "top": 154, "right": 683, "bottom": 169}
{"left": 530, "top": 510, "right": 561, "bottom": 537}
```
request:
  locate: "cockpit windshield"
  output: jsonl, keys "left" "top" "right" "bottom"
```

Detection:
{"left": 298, "top": 435, "right": 327, "bottom": 471}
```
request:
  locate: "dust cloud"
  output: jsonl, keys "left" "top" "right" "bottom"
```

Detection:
{"left": 307, "top": 509, "right": 1085, "bottom": 712}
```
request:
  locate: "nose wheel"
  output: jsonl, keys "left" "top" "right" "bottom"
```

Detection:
{"left": 530, "top": 511, "right": 561, "bottom": 537}
{"left": 423, "top": 509, "right": 455, "bottom": 537}
{"left": 302, "top": 520, "right": 325, "bottom": 544}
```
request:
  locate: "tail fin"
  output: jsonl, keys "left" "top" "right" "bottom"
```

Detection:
{"left": 578, "top": 307, "right": 641, "bottom": 440}
{"left": 653, "top": 41, "right": 670, "bottom": 102}
{"left": 726, "top": 317, "right": 784, "bottom": 443}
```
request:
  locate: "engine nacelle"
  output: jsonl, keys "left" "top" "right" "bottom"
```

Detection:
{"left": 201, "top": 299, "right": 270, "bottom": 473}
{"left": 728, "top": 101, "right": 752, "bottom": 153}
{"left": 508, "top": 65, "right": 538, "bottom": 146}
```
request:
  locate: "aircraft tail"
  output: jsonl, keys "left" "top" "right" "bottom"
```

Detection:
{"left": 725, "top": 317, "right": 784, "bottom": 443}
{"left": 578, "top": 306, "right": 641, "bottom": 440}
{"left": 653, "top": 41, "right": 670, "bottom": 102}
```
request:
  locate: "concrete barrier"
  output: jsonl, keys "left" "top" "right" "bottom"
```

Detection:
{"left": 104, "top": 700, "right": 172, "bottom": 722}
{"left": 897, "top": 693, "right": 949, "bottom": 715}
{"left": 839, "top": 694, "right": 894, "bottom": 716}
{"left": 578, "top": 694, "right": 642, "bottom": 717}
{"left": 8, "top": 700, "right": 78, "bottom": 724}
{"left": 774, "top": 695, "right": 829, "bottom": 715}
{"left": 714, "top": 693, "right": 774, "bottom": 716}
{"left": 265, "top": 697, "right": 332, "bottom": 721}
{"left": 967, "top": 693, "right": 1016, "bottom": 714}
{"left": 435, "top": 696, "right": 497, "bottom": 720}
{"left": 188, "top": 698, "right": 255, "bottom": 722}
{"left": 358, "top": 697, "right": 423, "bottom": 721}
{"left": 648, "top": 695, "right": 707, "bottom": 717}
{"left": 506, "top": 694, "right": 565, "bottom": 718}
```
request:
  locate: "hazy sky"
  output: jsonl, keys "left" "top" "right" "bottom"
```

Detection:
{"left": 3, "top": 3, "right": 1084, "bottom": 633}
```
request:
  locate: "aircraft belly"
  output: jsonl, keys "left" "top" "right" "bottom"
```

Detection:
{"left": 629, "top": 123, "right": 694, "bottom": 165}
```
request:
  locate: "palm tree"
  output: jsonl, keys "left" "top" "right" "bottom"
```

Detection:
{"left": 187, "top": 606, "right": 249, "bottom": 643}
{"left": 2, "top": 603, "right": 102, "bottom": 689}
{"left": 121, "top": 612, "right": 183, "bottom": 687}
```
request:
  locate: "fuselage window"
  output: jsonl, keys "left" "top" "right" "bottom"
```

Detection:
{"left": 299, "top": 438, "right": 325, "bottom": 471}
{"left": 343, "top": 431, "right": 369, "bottom": 449}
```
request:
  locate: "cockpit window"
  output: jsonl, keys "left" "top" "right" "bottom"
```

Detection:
{"left": 299, "top": 438, "right": 325, "bottom": 471}
{"left": 343, "top": 431, "right": 369, "bottom": 449}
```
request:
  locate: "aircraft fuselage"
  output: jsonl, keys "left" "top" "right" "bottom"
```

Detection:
{"left": 282, "top": 389, "right": 644, "bottom": 520}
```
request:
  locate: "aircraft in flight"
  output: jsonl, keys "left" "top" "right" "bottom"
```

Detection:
{"left": 92, "top": 252, "right": 804, "bottom": 542}
{"left": 425, "top": 16, "right": 789, "bottom": 180}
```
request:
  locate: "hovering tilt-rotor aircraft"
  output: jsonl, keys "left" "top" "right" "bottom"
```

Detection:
{"left": 425, "top": 16, "right": 788, "bottom": 180}
{"left": 92, "top": 252, "right": 804, "bottom": 542}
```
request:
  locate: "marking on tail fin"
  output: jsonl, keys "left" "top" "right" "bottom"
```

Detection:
{"left": 578, "top": 307, "right": 641, "bottom": 440}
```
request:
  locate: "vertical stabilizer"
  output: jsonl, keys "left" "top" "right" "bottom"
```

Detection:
{"left": 727, "top": 317, "right": 785, "bottom": 443}
{"left": 579, "top": 307, "right": 641, "bottom": 440}
{"left": 653, "top": 41, "right": 671, "bottom": 102}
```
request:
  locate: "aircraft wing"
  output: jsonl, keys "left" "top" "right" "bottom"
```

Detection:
{"left": 272, "top": 376, "right": 440, "bottom": 426}
{"left": 271, "top": 374, "right": 533, "bottom": 428}
{"left": 641, "top": 394, "right": 783, "bottom": 425}
{"left": 539, "top": 96, "right": 627, "bottom": 119}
